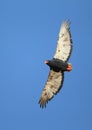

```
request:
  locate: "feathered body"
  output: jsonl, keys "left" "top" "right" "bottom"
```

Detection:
{"left": 46, "top": 58, "right": 68, "bottom": 72}
{"left": 39, "top": 21, "right": 73, "bottom": 108}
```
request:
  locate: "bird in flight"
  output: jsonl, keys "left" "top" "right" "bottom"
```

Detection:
{"left": 39, "top": 21, "right": 73, "bottom": 108}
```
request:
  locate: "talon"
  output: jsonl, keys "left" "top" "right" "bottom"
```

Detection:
{"left": 67, "top": 63, "right": 72, "bottom": 71}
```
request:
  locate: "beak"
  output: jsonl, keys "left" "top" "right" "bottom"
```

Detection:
{"left": 44, "top": 60, "right": 49, "bottom": 64}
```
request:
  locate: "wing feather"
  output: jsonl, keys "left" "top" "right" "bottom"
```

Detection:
{"left": 39, "top": 69, "right": 64, "bottom": 108}
{"left": 54, "top": 21, "right": 72, "bottom": 62}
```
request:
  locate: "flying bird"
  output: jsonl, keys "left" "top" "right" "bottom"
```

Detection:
{"left": 39, "top": 21, "right": 73, "bottom": 108}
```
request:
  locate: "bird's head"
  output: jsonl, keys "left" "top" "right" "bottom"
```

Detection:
{"left": 44, "top": 60, "right": 49, "bottom": 64}
{"left": 45, "top": 60, "right": 53, "bottom": 68}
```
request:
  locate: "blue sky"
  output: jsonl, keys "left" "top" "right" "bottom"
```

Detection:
{"left": 0, "top": 0, "right": 92, "bottom": 130}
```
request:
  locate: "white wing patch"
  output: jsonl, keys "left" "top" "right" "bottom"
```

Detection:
{"left": 39, "top": 70, "right": 64, "bottom": 108}
{"left": 54, "top": 21, "right": 72, "bottom": 62}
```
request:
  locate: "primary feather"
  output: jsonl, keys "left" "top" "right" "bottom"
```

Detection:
{"left": 54, "top": 21, "right": 72, "bottom": 62}
{"left": 39, "top": 70, "right": 64, "bottom": 108}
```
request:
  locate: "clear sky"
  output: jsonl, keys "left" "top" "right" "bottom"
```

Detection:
{"left": 0, "top": 0, "right": 92, "bottom": 130}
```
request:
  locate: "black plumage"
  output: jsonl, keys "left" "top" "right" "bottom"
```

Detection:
{"left": 46, "top": 58, "right": 68, "bottom": 72}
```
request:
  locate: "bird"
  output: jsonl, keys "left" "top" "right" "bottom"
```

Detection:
{"left": 39, "top": 20, "right": 73, "bottom": 108}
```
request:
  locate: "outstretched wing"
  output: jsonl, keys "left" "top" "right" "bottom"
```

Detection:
{"left": 54, "top": 21, "right": 72, "bottom": 62}
{"left": 39, "top": 69, "right": 64, "bottom": 108}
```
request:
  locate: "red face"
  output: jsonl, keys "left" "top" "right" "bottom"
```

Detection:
{"left": 44, "top": 60, "right": 49, "bottom": 64}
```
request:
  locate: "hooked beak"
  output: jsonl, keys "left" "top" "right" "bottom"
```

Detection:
{"left": 44, "top": 60, "right": 49, "bottom": 64}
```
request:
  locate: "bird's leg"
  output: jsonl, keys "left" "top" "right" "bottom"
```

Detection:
{"left": 66, "top": 63, "right": 72, "bottom": 72}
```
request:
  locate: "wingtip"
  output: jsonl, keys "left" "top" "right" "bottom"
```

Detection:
{"left": 38, "top": 98, "right": 47, "bottom": 108}
{"left": 62, "top": 20, "right": 71, "bottom": 28}
{"left": 59, "top": 20, "right": 71, "bottom": 37}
